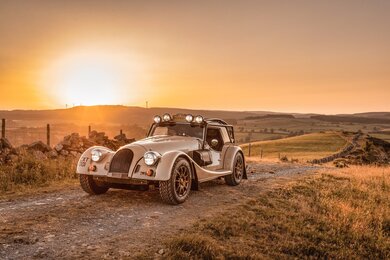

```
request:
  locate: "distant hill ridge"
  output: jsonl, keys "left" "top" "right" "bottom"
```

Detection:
{"left": 244, "top": 114, "right": 295, "bottom": 120}
{"left": 0, "top": 105, "right": 388, "bottom": 125}
{"left": 311, "top": 115, "right": 390, "bottom": 124}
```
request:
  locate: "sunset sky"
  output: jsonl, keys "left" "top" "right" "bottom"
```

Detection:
{"left": 0, "top": 0, "right": 389, "bottom": 113}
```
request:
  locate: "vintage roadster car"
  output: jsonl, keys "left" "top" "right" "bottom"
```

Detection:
{"left": 77, "top": 113, "right": 246, "bottom": 204}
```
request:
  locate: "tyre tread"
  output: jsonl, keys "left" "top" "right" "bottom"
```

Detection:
{"left": 159, "top": 158, "right": 191, "bottom": 205}
{"left": 79, "top": 174, "right": 109, "bottom": 195}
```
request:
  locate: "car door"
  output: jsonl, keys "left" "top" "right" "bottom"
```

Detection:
{"left": 205, "top": 126, "right": 231, "bottom": 170}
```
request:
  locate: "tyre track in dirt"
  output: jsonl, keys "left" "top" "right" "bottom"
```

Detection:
{"left": 0, "top": 162, "right": 322, "bottom": 259}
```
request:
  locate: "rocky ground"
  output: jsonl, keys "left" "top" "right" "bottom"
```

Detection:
{"left": 306, "top": 132, "right": 390, "bottom": 167}
{"left": 0, "top": 161, "right": 323, "bottom": 259}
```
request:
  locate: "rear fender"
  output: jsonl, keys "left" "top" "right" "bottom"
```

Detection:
{"left": 223, "top": 146, "right": 247, "bottom": 179}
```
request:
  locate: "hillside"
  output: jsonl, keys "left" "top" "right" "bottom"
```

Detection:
{"left": 241, "top": 132, "right": 349, "bottom": 160}
{"left": 1, "top": 106, "right": 389, "bottom": 126}
{"left": 0, "top": 106, "right": 259, "bottom": 126}
{"left": 311, "top": 115, "right": 390, "bottom": 124}
{"left": 1, "top": 106, "right": 390, "bottom": 147}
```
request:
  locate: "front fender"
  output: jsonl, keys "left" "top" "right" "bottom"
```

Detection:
{"left": 76, "top": 146, "right": 114, "bottom": 175}
{"left": 154, "top": 151, "right": 192, "bottom": 181}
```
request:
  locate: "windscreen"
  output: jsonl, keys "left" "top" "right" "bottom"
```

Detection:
{"left": 150, "top": 123, "right": 203, "bottom": 139}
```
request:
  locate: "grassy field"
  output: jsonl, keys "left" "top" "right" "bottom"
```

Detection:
{"left": 237, "top": 117, "right": 390, "bottom": 133}
{"left": 235, "top": 132, "right": 288, "bottom": 143}
{"left": 165, "top": 166, "right": 390, "bottom": 259}
{"left": 0, "top": 154, "right": 77, "bottom": 197}
{"left": 370, "top": 133, "right": 390, "bottom": 142}
{"left": 241, "top": 132, "right": 349, "bottom": 161}
{"left": 235, "top": 117, "right": 390, "bottom": 144}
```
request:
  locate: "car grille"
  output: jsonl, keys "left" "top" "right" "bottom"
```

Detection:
{"left": 109, "top": 149, "right": 133, "bottom": 173}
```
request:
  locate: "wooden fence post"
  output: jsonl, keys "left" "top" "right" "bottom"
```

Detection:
{"left": 120, "top": 129, "right": 123, "bottom": 135}
{"left": 47, "top": 124, "right": 50, "bottom": 146}
{"left": 248, "top": 142, "right": 251, "bottom": 157}
{"left": 1, "top": 118, "right": 4, "bottom": 138}
{"left": 88, "top": 125, "right": 91, "bottom": 136}
{"left": 260, "top": 149, "right": 263, "bottom": 159}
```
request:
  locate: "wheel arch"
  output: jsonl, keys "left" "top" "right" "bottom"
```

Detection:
{"left": 224, "top": 146, "right": 247, "bottom": 179}
{"left": 155, "top": 151, "right": 199, "bottom": 186}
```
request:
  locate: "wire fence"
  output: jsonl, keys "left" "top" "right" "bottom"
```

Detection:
{"left": 1, "top": 118, "right": 147, "bottom": 147}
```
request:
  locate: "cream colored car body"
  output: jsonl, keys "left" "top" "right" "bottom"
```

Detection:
{"left": 77, "top": 120, "right": 246, "bottom": 186}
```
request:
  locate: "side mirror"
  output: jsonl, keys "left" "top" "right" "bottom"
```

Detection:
{"left": 210, "top": 139, "right": 219, "bottom": 148}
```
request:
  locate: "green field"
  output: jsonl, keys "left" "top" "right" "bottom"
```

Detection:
{"left": 241, "top": 132, "right": 348, "bottom": 161}
{"left": 234, "top": 117, "right": 390, "bottom": 144}
{"left": 370, "top": 133, "right": 390, "bottom": 142}
{"left": 235, "top": 132, "right": 288, "bottom": 143}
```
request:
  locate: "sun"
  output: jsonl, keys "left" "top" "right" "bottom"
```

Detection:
{"left": 43, "top": 50, "right": 139, "bottom": 106}
{"left": 60, "top": 59, "right": 121, "bottom": 105}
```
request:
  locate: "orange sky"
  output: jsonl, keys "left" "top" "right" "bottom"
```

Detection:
{"left": 0, "top": 0, "right": 389, "bottom": 113}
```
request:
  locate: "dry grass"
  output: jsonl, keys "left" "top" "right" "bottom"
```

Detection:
{"left": 241, "top": 132, "right": 348, "bottom": 160}
{"left": 0, "top": 154, "right": 77, "bottom": 196}
{"left": 370, "top": 133, "right": 390, "bottom": 142}
{"left": 165, "top": 166, "right": 390, "bottom": 259}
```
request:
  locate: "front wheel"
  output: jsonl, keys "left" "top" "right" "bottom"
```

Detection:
{"left": 79, "top": 174, "right": 109, "bottom": 195}
{"left": 225, "top": 153, "right": 244, "bottom": 186}
{"left": 159, "top": 158, "right": 192, "bottom": 205}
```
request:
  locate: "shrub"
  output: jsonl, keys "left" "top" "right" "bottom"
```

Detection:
{"left": 0, "top": 154, "right": 77, "bottom": 192}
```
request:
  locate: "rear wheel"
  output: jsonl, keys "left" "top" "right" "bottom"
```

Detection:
{"left": 159, "top": 158, "right": 192, "bottom": 205}
{"left": 79, "top": 174, "right": 109, "bottom": 195}
{"left": 225, "top": 153, "right": 244, "bottom": 186}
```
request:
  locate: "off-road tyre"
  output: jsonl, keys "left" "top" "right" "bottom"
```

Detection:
{"left": 225, "top": 153, "right": 244, "bottom": 186}
{"left": 79, "top": 174, "right": 109, "bottom": 195}
{"left": 159, "top": 158, "right": 192, "bottom": 205}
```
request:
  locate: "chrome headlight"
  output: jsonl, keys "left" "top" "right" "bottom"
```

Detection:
{"left": 185, "top": 114, "right": 193, "bottom": 122}
{"left": 194, "top": 115, "right": 204, "bottom": 124}
{"left": 91, "top": 149, "right": 103, "bottom": 162}
{"left": 162, "top": 113, "right": 172, "bottom": 122}
{"left": 153, "top": 115, "right": 162, "bottom": 123}
{"left": 144, "top": 151, "right": 161, "bottom": 166}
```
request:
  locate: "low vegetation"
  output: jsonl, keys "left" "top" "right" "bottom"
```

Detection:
{"left": 165, "top": 166, "right": 390, "bottom": 259}
{"left": 241, "top": 132, "right": 348, "bottom": 160}
{"left": 0, "top": 154, "right": 77, "bottom": 194}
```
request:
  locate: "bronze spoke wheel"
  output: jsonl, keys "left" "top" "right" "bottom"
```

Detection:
{"left": 159, "top": 157, "right": 192, "bottom": 204}
{"left": 225, "top": 153, "right": 244, "bottom": 186}
{"left": 174, "top": 165, "right": 191, "bottom": 197}
{"left": 234, "top": 155, "right": 244, "bottom": 182}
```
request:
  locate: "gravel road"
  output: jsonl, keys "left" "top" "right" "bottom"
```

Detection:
{"left": 0, "top": 162, "right": 321, "bottom": 259}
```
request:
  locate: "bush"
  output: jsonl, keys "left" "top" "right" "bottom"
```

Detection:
{"left": 280, "top": 155, "right": 289, "bottom": 162}
{"left": 0, "top": 154, "right": 77, "bottom": 192}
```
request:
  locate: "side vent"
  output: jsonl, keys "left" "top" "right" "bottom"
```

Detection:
{"left": 109, "top": 149, "right": 133, "bottom": 173}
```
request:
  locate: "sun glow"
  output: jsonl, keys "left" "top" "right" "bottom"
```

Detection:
{"left": 43, "top": 50, "right": 142, "bottom": 106}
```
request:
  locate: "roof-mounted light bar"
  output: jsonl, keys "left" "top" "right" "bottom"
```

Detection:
{"left": 153, "top": 113, "right": 204, "bottom": 124}
{"left": 153, "top": 115, "right": 162, "bottom": 123}
{"left": 194, "top": 115, "right": 204, "bottom": 124}
{"left": 185, "top": 114, "right": 193, "bottom": 122}
{"left": 162, "top": 113, "right": 172, "bottom": 122}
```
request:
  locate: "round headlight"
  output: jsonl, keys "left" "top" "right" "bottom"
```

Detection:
{"left": 194, "top": 115, "right": 204, "bottom": 124}
{"left": 162, "top": 113, "right": 171, "bottom": 122}
{"left": 144, "top": 151, "right": 161, "bottom": 166}
{"left": 153, "top": 115, "right": 162, "bottom": 123}
{"left": 91, "top": 149, "right": 103, "bottom": 162}
{"left": 185, "top": 114, "right": 193, "bottom": 122}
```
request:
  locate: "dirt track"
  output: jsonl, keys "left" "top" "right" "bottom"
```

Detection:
{"left": 0, "top": 162, "right": 322, "bottom": 259}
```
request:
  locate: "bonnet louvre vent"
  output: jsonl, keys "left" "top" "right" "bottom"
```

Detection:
{"left": 109, "top": 149, "right": 133, "bottom": 173}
